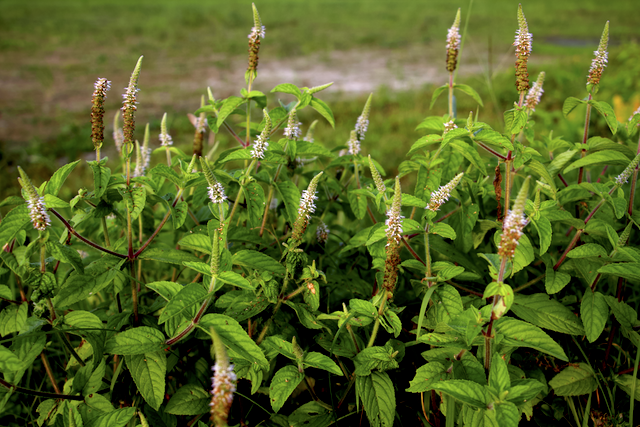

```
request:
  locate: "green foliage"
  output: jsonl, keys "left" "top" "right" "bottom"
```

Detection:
{"left": 1, "top": 5, "right": 640, "bottom": 427}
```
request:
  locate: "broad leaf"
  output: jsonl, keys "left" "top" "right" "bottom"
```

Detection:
{"left": 495, "top": 317, "right": 568, "bottom": 361}
{"left": 511, "top": 294, "right": 584, "bottom": 335}
{"left": 85, "top": 407, "right": 136, "bottom": 427}
{"left": 269, "top": 365, "right": 304, "bottom": 412}
{"left": 580, "top": 288, "right": 608, "bottom": 342}
{"left": 126, "top": 351, "right": 166, "bottom": 410}
{"left": 232, "top": 250, "right": 285, "bottom": 275}
{"left": 357, "top": 372, "right": 396, "bottom": 427}
{"left": 549, "top": 363, "right": 597, "bottom": 396}
{"left": 430, "top": 379, "right": 486, "bottom": 408}
{"left": 165, "top": 384, "right": 210, "bottom": 415}
{"left": 105, "top": 327, "right": 167, "bottom": 355}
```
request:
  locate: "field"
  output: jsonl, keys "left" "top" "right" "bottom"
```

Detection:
{"left": 1, "top": 0, "right": 639, "bottom": 202}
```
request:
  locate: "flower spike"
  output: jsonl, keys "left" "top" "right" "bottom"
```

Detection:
{"left": 369, "top": 155, "right": 386, "bottom": 194}
{"left": 292, "top": 172, "right": 323, "bottom": 241}
{"left": 427, "top": 173, "right": 463, "bottom": 212}
{"left": 615, "top": 153, "right": 640, "bottom": 186}
{"left": 498, "top": 177, "right": 530, "bottom": 260}
{"left": 17, "top": 167, "right": 50, "bottom": 231}
{"left": 251, "top": 109, "right": 271, "bottom": 159}
{"left": 514, "top": 4, "right": 532, "bottom": 92}
{"left": 159, "top": 113, "right": 173, "bottom": 147}
{"left": 524, "top": 72, "right": 545, "bottom": 112}
{"left": 283, "top": 108, "right": 302, "bottom": 140}
{"left": 91, "top": 78, "right": 111, "bottom": 151}
{"left": 355, "top": 93, "right": 372, "bottom": 141}
{"left": 122, "top": 56, "right": 143, "bottom": 150}
{"left": 385, "top": 177, "right": 404, "bottom": 246}
{"left": 209, "top": 327, "right": 237, "bottom": 427}
{"left": 587, "top": 21, "right": 609, "bottom": 89}
{"left": 347, "top": 130, "right": 360, "bottom": 156}
{"left": 200, "top": 157, "right": 228, "bottom": 204}
{"left": 446, "top": 8, "right": 462, "bottom": 72}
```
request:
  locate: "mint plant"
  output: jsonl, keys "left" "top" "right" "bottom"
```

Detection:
{"left": 1, "top": 4, "right": 640, "bottom": 427}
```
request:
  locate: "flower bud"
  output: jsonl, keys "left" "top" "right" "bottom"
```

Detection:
{"left": 445, "top": 9, "right": 462, "bottom": 72}
{"left": 91, "top": 78, "right": 111, "bottom": 150}
{"left": 122, "top": 56, "right": 143, "bottom": 150}
{"left": 587, "top": 22, "right": 609, "bottom": 88}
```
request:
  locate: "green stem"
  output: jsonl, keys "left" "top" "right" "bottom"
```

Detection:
{"left": 448, "top": 72, "right": 454, "bottom": 119}
{"left": 578, "top": 93, "right": 594, "bottom": 185}
{"left": 367, "top": 291, "right": 389, "bottom": 348}
{"left": 133, "top": 188, "right": 184, "bottom": 259}
{"left": 0, "top": 377, "right": 83, "bottom": 401}
{"left": 630, "top": 346, "right": 640, "bottom": 427}
{"left": 445, "top": 394, "right": 456, "bottom": 427}
{"left": 101, "top": 217, "right": 111, "bottom": 248}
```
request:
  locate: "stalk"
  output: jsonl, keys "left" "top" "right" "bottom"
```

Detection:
{"left": 367, "top": 291, "right": 389, "bottom": 348}
{"left": 577, "top": 94, "right": 594, "bottom": 184}
{"left": 448, "top": 72, "right": 454, "bottom": 119}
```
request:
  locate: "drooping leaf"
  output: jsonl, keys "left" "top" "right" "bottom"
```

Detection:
{"left": 275, "top": 180, "right": 301, "bottom": 226}
{"left": 165, "top": 384, "right": 210, "bottom": 415}
{"left": 85, "top": 407, "right": 136, "bottom": 427}
{"left": 310, "top": 97, "right": 335, "bottom": 128}
{"left": 357, "top": 372, "right": 396, "bottom": 427}
{"left": 562, "top": 97, "right": 585, "bottom": 117}
{"left": 45, "top": 160, "right": 81, "bottom": 196}
{"left": 563, "top": 151, "right": 630, "bottom": 174}
{"left": 580, "top": 288, "right": 608, "bottom": 342}
{"left": 406, "top": 362, "right": 448, "bottom": 392}
{"left": 0, "top": 303, "right": 28, "bottom": 337}
{"left": 495, "top": 317, "right": 568, "bottom": 361}
{"left": 269, "top": 365, "right": 305, "bottom": 412}
{"left": 232, "top": 250, "right": 285, "bottom": 275}
{"left": 119, "top": 185, "right": 146, "bottom": 221}
{"left": 245, "top": 181, "right": 266, "bottom": 228}
{"left": 170, "top": 200, "right": 188, "bottom": 229}
{"left": 105, "top": 327, "right": 167, "bottom": 355}
{"left": 453, "top": 84, "right": 484, "bottom": 107}
{"left": 549, "top": 363, "right": 597, "bottom": 396}
{"left": 430, "top": 379, "right": 486, "bottom": 408}
{"left": 126, "top": 351, "right": 166, "bottom": 410}
{"left": 88, "top": 159, "right": 111, "bottom": 199}
{"left": 288, "top": 401, "right": 334, "bottom": 427}
{"left": 511, "top": 294, "right": 584, "bottom": 335}
{"left": 0, "top": 204, "right": 30, "bottom": 248}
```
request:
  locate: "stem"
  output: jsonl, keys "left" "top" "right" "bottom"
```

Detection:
{"left": 628, "top": 133, "right": 640, "bottom": 217}
{"left": 475, "top": 141, "right": 507, "bottom": 160}
{"left": 40, "top": 352, "right": 61, "bottom": 394}
{"left": 0, "top": 377, "right": 83, "bottom": 401}
{"left": 57, "top": 331, "right": 86, "bottom": 367}
{"left": 425, "top": 225, "right": 432, "bottom": 279}
{"left": 130, "top": 261, "right": 138, "bottom": 323}
{"left": 402, "top": 236, "right": 425, "bottom": 265}
{"left": 630, "top": 346, "right": 640, "bottom": 427}
{"left": 578, "top": 93, "right": 594, "bottom": 184}
{"left": 133, "top": 188, "right": 184, "bottom": 259}
{"left": 101, "top": 217, "right": 111, "bottom": 248}
{"left": 367, "top": 291, "right": 389, "bottom": 348}
{"left": 40, "top": 243, "right": 46, "bottom": 274}
{"left": 448, "top": 72, "right": 454, "bottom": 119}
{"left": 49, "top": 209, "right": 126, "bottom": 259}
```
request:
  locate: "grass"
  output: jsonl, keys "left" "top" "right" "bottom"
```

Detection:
{"left": 1, "top": 0, "right": 639, "bottom": 202}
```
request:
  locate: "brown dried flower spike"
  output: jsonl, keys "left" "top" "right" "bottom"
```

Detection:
{"left": 91, "top": 78, "right": 111, "bottom": 152}
{"left": 513, "top": 4, "right": 532, "bottom": 92}
{"left": 446, "top": 8, "right": 462, "bottom": 72}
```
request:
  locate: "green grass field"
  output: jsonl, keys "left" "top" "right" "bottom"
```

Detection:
{"left": 1, "top": 0, "right": 639, "bottom": 201}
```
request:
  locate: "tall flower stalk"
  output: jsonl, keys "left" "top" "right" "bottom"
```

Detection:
{"left": 524, "top": 72, "right": 545, "bottom": 114}
{"left": 446, "top": 8, "right": 461, "bottom": 119}
{"left": 18, "top": 167, "right": 50, "bottom": 232}
{"left": 209, "top": 327, "right": 237, "bottom": 427}
{"left": 159, "top": 112, "right": 173, "bottom": 166}
{"left": 91, "top": 78, "right": 111, "bottom": 161}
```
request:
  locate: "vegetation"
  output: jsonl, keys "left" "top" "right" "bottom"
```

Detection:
{"left": 1, "top": 2, "right": 640, "bottom": 427}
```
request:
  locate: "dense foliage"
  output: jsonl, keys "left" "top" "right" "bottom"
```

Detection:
{"left": 1, "top": 4, "right": 640, "bottom": 427}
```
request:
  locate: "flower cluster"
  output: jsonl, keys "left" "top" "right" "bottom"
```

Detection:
{"left": 91, "top": 78, "right": 111, "bottom": 150}
{"left": 369, "top": 155, "right": 386, "bottom": 194}
{"left": 292, "top": 172, "right": 323, "bottom": 242}
{"left": 18, "top": 167, "right": 50, "bottom": 231}
{"left": 122, "top": 56, "right": 143, "bottom": 148}
{"left": 427, "top": 172, "right": 463, "bottom": 212}
{"left": 247, "top": 4, "right": 265, "bottom": 78}
{"left": 443, "top": 120, "right": 458, "bottom": 135}
{"left": 200, "top": 157, "right": 228, "bottom": 205}
{"left": 252, "top": 109, "right": 272, "bottom": 159}
{"left": 284, "top": 109, "right": 302, "bottom": 140}
{"left": 629, "top": 106, "right": 640, "bottom": 123}
{"left": 347, "top": 130, "right": 360, "bottom": 156}
{"left": 513, "top": 5, "right": 532, "bottom": 92}
{"left": 524, "top": 72, "right": 545, "bottom": 112}
{"left": 303, "top": 120, "right": 317, "bottom": 143}
{"left": 316, "top": 221, "right": 329, "bottom": 244}
{"left": 355, "top": 93, "right": 372, "bottom": 141}
{"left": 615, "top": 153, "right": 640, "bottom": 186}
{"left": 587, "top": 22, "right": 609, "bottom": 87}
{"left": 159, "top": 112, "right": 173, "bottom": 147}
{"left": 445, "top": 9, "right": 462, "bottom": 72}
{"left": 385, "top": 177, "right": 404, "bottom": 246}
{"left": 498, "top": 178, "right": 530, "bottom": 259}
{"left": 133, "top": 142, "right": 151, "bottom": 178}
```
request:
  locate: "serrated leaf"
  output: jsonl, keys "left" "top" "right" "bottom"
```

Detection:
{"left": 170, "top": 200, "right": 188, "bottom": 229}
{"left": 245, "top": 181, "right": 265, "bottom": 228}
{"left": 495, "top": 317, "right": 568, "bottom": 361}
{"left": 580, "top": 288, "right": 608, "bottom": 342}
{"left": 275, "top": 180, "right": 301, "bottom": 226}
{"left": 216, "top": 96, "right": 246, "bottom": 130}
{"left": 150, "top": 164, "right": 183, "bottom": 187}
{"left": 43, "top": 194, "right": 69, "bottom": 208}
{"left": 450, "top": 140, "right": 488, "bottom": 176}
{"left": 88, "top": 159, "right": 111, "bottom": 199}
{"left": 159, "top": 283, "right": 208, "bottom": 324}
{"left": 530, "top": 217, "right": 552, "bottom": 255}
{"left": 545, "top": 266, "right": 572, "bottom": 295}
{"left": 489, "top": 353, "right": 510, "bottom": 394}
{"left": 348, "top": 190, "right": 368, "bottom": 220}
{"left": 288, "top": 401, "right": 334, "bottom": 427}
{"left": 119, "top": 185, "right": 146, "bottom": 221}
{"left": 0, "top": 204, "right": 30, "bottom": 248}
{"left": 295, "top": 140, "right": 334, "bottom": 157}
{"left": 527, "top": 159, "right": 557, "bottom": 194}
{"left": 232, "top": 250, "right": 285, "bottom": 275}
{"left": 271, "top": 83, "right": 302, "bottom": 97}
{"left": 511, "top": 294, "right": 584, "bottom": 335}
{"left": 105, "top": 327, "right": 166, "bottom": 355}
{"left": 494, "top": 402, "right": 520, "bottom": 427}
{"left": 357, "top": 372, "right": 395, "bottom": 427}
{"left": 598, "top": 262, "right": 640, "bottom": 282}
{"left": 146, "top": 281, "right": 183, "bottom": 301}
{"left": 47, "top": 241, "right": 84, "bottom": 273}
{"left": 200, "top": 314, "right": 268, "bottom": 369}
{"left": 0, "top": 344, "right": 23, "bottom": 373}
{"left": 310, "top": 97, "right": 335, "bottom": 128}
{"left": 406, "top": 362, "right": 447, "bottom": 392}
{"left": 182, "top": 261, "right": 212, "bottom": 277}
{"left": 165, "top": 384, "right": 210, "bottom": 415}
{"left": 431, "top": 223, "right": 456, "bottom": 240}
{"left": 615, "top": 375, "right": 640, "bottom": 401}
{"left": 429, "top": 85, "right": 449, "bottom": 109}
{"left": 218, "top": 271, "right": 253, "bottom": 289}
{"left": 85, "top": 407, "right": 136, "bottom": 427}
{"left": 178, "top": 233, "right": 211, "bottom": 254}
{"left": 269, "top": 365, "right": 305, "bottom": 412}
{"left": 473, "top": 129, "right": 513, "bottom": 151}
{"left": 0, "top": 303, "right": 28, "bottom": 337}
{"left": 430, "top": 379, "right": 486, "bottom": 408}
{"left": 564, "top": 151, "right": 630, "bottom": 174}
{"left": 407, "top": 135, "right": 442, "bottom": 156}
{"left": 453, "top": 84, "right": 484, "bottom": 107}
{"left": 5, "top": 334, "right": 46, "bottom": 384}
{"left": 126, "top": 351, "right": 166, "bottom": 410}
{"left": 589, "top": 100, "right": 618, "bottom": 134}
{"left": 45, "top": 160, "right": 81, "bottom": 196}
{"left": 55, "top": 259, "right": 125, "bottom": 307}
{"left": 138, "top": 247, "right": 202, "bottom": 265}
{"left": 549, "top": 363, "right": 597, "bottom": 396}
{"left": 562, "top": 97, "right": 585, "bottom": 117}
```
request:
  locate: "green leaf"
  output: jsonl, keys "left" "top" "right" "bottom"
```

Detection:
{"left": 271, "top": 83, "right": 302, "bottom": 97}
{"left": 429, "top": 84, "right": 449, "bottom": 109}
{"left": 165, "top": 384, "right": 210, "bottom": 415}
{"left": 530, "top": 217, "right": 552, "bottom": 255}
{"left": 275, "top": 180, "right": 301, "bottom": 226}
{"left": 406, "top": 362, "right": 447, "bottom": 392}
{"left": 580, "top": 288, "right": 608, "bottom": 342}
{"left": 357, "top": 372, "right": 396, "bottom": 427}
{"left": 218, "top": 271, "right": 254, "bottom": 289}
{"left": 47, "top": 241, "right": 84, "bottom": 273}
{"left": 430, "top": 223, "right": 456, "bottom": 240}
{"left": 562, "top": 97, "right": 585, "bottom": 117}
{"left": 509, "top": 108, "right": 527, "bottom": 134}
{"left": 511, "top": 294, "right": 584, "bottom": 335}
{"left": 494, "top": 402, "right": 520, "bottom": 427}
{"left": 88, "top": 159, "right": 111, "bottom": 199}
{"left": 232, "top": 250, "right": 285, "bottom": 275}
{"left": 450, "top": 140, "right": 488, "bottom": 176}
{"left": 348, "top": 190, "right": 368, "bottom": 220}
{"left": 295, "top": 141, "right": 335, "bottom": 158}
{"left": 506, "top": 379, "right": 545, "bottom": 405}
{"left": 119, "top": 185, "right": 146, "bottom": 221}
{"left": 138, "top": 248, "right": 202, "bottom": 265}
{"left": 85, "top": 407, "right": 136, "bottom": 427}
{"left": 5, "top": 334, "right": 46, "bottom": 384}
{"left": 0, "top": 303, "right": 28, "bottom": 337}
{"left": 45, "top": 160, "right": 81, "bottom": 196}
{"left": 489, "top": 353, "right": 510, "bottom": 393}
{"left": 55, "top": 259, "right": 125, "bottom": 307}
{"left": 589, "top": 100, "right": 618, "bottom": 134}
{"left": 604, "top": 296, "right": 638, "bottom": 329}
{"left": 269, "top": 365, "right": 305, "bottom": 412}
{"left": 216, "top": 96, "right": 246, "bottom": 130}
{"left": 170, "top": 200, "right": 188, "bottom": 229}
{"left": 430, "top": 380, "right": 486, "bottom": 408}
{"left": 407, "top": 135, "right": 442, "bottom": 156}
{"left": 615, "top": 375, "right": 640, "bottom": 401}
{"left": 527, "top": 159, "right": 557, "bottom": 194}
{"left": 495, "top": 317, "right": 568, "bottom": 361}
{"left": 288, "top": 401, "right": 334, "bottom": 427}
{"left": 563, "top": 150, "right": 630, "bottom": 174}
{"left": 0, "top": 345, "right": 23, "bottom": 373}
{"left": 310, "top": 97, "right": 335, "bottom": 128}
{"left": 245, "top": 181, "right": 266, "bottom": 228}
{"left": 545, "top": 266, "right": 572, "bottom": 295}
{"left": 598, "top": 262, "right": 640, "bottom": 282}
{"left": 182, "top": 261, "right": 212, "bottom": 277}
{"left": 200, "top": 314, "right": 269, "bottom": 369}
{"left": 178, "top": 234, "right": 211, "bottom": 254}
{"left": 0, "top": 204, "right": 30, "bottom": 248}
{"left": 125, "top": 351, "right": 166, "bottom": 411}
{"left": 453, "top": 84, "right": 484, "bottom": 107}
{"left": 105, "top": 327, "right": 166, "bottom": 355}
{"left": 159, "top": 283, "right": 208, "bottom": 324}
{"left": 473, "top": 129, "right": 513, "bottom": 152}
{"left": 43, "top": 194, "right": 69, "bottom": 208}
{"left": 150, "top": 164, "right": 183, "bottom": 187}
{"left": 549, "top": 363, "right": 597, "bottom": 396}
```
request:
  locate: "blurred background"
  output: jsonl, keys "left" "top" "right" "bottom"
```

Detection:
{"left": 0, "top": 0, "right": 639, "bottom": 202}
